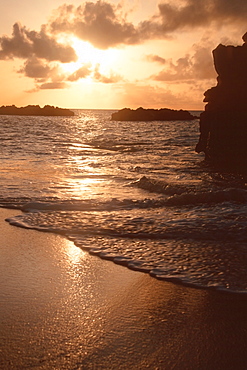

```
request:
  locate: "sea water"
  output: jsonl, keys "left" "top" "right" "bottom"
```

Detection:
{"left": 0, "top": 109, "right": 247, "bottom": 294}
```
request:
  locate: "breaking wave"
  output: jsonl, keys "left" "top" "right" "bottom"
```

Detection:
{"left": 131, "top": 176, "right": 247, "bottom": 206}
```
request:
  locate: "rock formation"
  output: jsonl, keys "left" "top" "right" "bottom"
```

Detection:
{"left": 0, "top": 105, "right": 74, "bottom": 116}
{"left": 111, "top": 107, "right": 196, "bottom": 121}
{"left": 195, "top": 33, "right": 247, "bottom": 169}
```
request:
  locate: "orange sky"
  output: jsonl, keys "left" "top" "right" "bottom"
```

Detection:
{"left": 0, "top": 0, "right": 246, "bottom": 109}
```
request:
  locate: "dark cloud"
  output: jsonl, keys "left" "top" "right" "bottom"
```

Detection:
{"left": 0, "top": 22, "right": 77, "bottom": 62}
{"left": 18, "top": 56, "right": 71, "bottom": 90}
{"left": 18, "top": 56, "right": 61, "bottom": 80}
{"left": 48, "top": 0, "right": 247, "bottom": 49}
{"left": 140, "top": 0, "right": 247, "bottom": 38}
{"left": 1, "top": 1, "right": 247, "bottom": 60}
{"left": 67, "top": 64, "right": 92, "bottom": 81}
{"left": 49, "top": 1, "right": 139, "bottom": 49}
{"left": 152, "top": 41, "right": 216, "bottom": 82}
{"left": 93, "top": 64, "right": 122, "bottom": 83}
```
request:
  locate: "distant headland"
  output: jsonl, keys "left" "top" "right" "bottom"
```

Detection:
{"left": 0, "top": 105, "right": 75, "bottom": 116}
{"left": 111, "top": 107, "right": 196, "bottom": 121}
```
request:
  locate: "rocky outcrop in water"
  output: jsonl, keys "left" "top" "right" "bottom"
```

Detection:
{"left": 111, "top": 107, "right": 196, "bottom": 121}
{"left": 195, "top": 33, "right": 247, "bottom": 169}
{"left": 0, "top": 105, "right": 74, "bottom": 116}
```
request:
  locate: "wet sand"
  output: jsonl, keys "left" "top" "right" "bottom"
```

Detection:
{"left": 0, "top": 208, "right": 247, "bottom": 369}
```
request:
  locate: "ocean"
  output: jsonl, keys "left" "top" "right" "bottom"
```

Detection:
{"left": 1, "top": 109, "right": 247, "bottom": 294}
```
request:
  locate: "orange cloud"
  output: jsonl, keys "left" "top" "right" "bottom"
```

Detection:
{"left": 93, "top": 64, "right": 123, "bottom": 83}
{"left": 39, "top": 82, "right": 68, "bottom": 89}
{"left": 146, "top": 54, "right": 166, "bottom": 64}
{"left": 67, "top": 64, "right": 92, "bottom": 81}
{"left": 1, "top": 0, "right": 246, "bottom": 94}
{"left": 151, "top": 40, "right": 216, "bottom": 82}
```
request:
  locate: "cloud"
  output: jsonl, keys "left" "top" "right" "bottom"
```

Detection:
{"left": 139, "top": 0, "right": 247, "bottom": 38}
{"left": 48, "top": 0, "right": 247, "bottom": 49}
{"left": 39, "top": 82, "right": 68, "bottom": 89}
{"left": 18, "top": 56, "right": 62, "bottom": 80}
{"left": 146, "top": 54, "right": 166, "bottom": 64}
{"left": 118, "top": 81, "right": 198, "bottom": 108}
{"left": 67, "top": 64, "right": 92, "bottom": 81}
{"left": 67, "top": 63, "right": 122, "bottom": 83}
{"left": 1, "top": 1, "right": 247, "bottom": 60}
{"left": 18, "top": 56, "right": 73, "bottom": 91}
{"left": 152, "top": 39, "right": 216, "bottom": 82}
{"left": 0, "top": 22, "right": 77, "bottom": 62}
{"left": 1, "top": 0, "right": 246, "bottom": 96}
{"left": 49, "top": 1, "right": 139, "bottom": 49}
{"left": 20, "top": 58, "right": 122, "bottom": 91}
{"left": 93, "top": 64, "right": 122, "bottom": 83}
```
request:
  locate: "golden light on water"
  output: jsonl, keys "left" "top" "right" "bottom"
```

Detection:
{"left": 64, "top": 239, "right": 86, "bottom": 265}
{"left": 72, "top": 177, "right": 104, "bottom": 196}
{"left": 64, "top": 141, "right": 109, "bottom": 198}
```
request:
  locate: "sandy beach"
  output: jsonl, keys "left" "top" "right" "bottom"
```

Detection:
{"left": 0, "top": 207, "right": 247, "bottom": 369}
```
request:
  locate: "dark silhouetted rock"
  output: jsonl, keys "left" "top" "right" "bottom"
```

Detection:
{"left": 196, "top": 33, "right": 247, "bottom": 169}
{"left": 0, "top": 105, "right": 74, "bottom": 116}
{"left": 111, "top": 107, "right": 196, "bottom": 121}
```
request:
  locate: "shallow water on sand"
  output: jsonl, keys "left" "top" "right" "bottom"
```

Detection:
{"left": 1, "top": 209, "right": 247, "bottom": 370}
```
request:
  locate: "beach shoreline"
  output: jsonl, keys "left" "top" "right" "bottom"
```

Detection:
{"left": 1, "top": 208, "right": 247, "bottom": 369}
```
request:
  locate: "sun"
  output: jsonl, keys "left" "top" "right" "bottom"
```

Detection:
{"left": 62, "top": 37, "right": 120, "bottom": 75}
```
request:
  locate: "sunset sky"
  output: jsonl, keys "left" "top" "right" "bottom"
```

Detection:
{"left": 0, "top": 0, "right": 246, "bottom": 110}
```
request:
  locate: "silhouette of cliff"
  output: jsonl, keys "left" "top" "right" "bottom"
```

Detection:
{"left": 0, "top": 105, "right": 74, "bottom": 116}
{"left": 196, "top": 33, "right": 247, "bottom": 169}
{"left": 111, "top": 107, "right": 196, "bottom": 121}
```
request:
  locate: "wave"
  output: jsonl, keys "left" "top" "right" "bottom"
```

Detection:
{"left": 88, "top": 139, "right": 151, "bottom": 153}
{"left": 131, "top": 176, "right": 247, "bottom": 206}
{"left": 165, "top": 187, "right": 247, "bottom": 206}
{"left": 6, "top": 203, "right": 247, "bottom": 244}
{"left": 5, "top": 212, "right": 247, "bottom": 295}
{"left": 1, "top": 182, "right": 246, "bottom": 214}
{"left": 19, "top": 198, "right": 166, "bottom": 213}
{"left": 3, "top": 191, "right": 247, "bottom": 295}
{"left": 130, "top": 176, "right": 190, "bottom": 195}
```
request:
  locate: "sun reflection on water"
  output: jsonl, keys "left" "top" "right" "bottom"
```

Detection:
{"left": 64, "top": 240, "right": 86, "bottom": 265}
{"left": 66, "top": 177, "right": 105, "bottom": 199}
